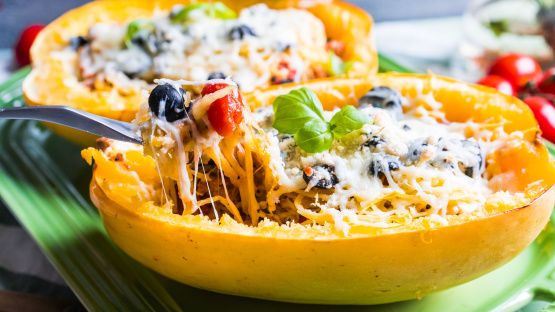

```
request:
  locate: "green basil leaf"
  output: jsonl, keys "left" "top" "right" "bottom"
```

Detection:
{"left": 210, "top": 2, "right": 237, "bottom": 19}
{"left": 295, "top": 120, "right": 333, "bottom": 153}
{"left": 329, "top": 105, "right": 369, "bottom": 137}
{"left": 124, "top": 19, "right": 154, "bottom": 47}
{"left": 171, "top": 2, "right": 236, "bottom": 23}
{"left": 487, "top": 19, "right": 509, "bottom": 37}
{"left": 328, "top": 51, "right": 348, "bottom": 76}
{"left": 272, "top": 87, "right": 326, "bottom": 134}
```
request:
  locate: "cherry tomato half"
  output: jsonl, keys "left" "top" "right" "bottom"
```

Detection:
{"left": 477, "top": 75, "right": 515, "bottom": 96}
{"left": 14, "top": 24, "right": 44, "bottom": 67}
{"left": 538, "top": 67, "right": 555, "bottom": 96}
{"left": 201, "top": 83, "right": 244, "bottom": 136}
{"left": 523, "top": 96, "right": 555, "bottom": 143}
{"left": 488, "top": 54, "right": 542, "bottom": 91}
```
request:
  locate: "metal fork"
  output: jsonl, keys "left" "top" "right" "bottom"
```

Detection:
{"left": 0, "top": 106, "right": 143, "bottom": 144}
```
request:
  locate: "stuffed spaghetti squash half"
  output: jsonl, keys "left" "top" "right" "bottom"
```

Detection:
{"left": 83, "top": 74, "right": 555, "bottom": 304}
{"left": 23, "top": 0, "right": 376, "bottom": 123}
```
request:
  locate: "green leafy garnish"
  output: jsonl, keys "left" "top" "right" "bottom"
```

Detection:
{"left": 272, "top": 88, "right": 369, "bottom": 153}
{"left": 294, "top": 120, "right": 334, "bottom": 153}
{"left": 329, "top": 105, "right": 369, "bottom": 137}
{"left": 327, "top": 51, "right": 353, "bottom": 76}
{"left": 486, "top": 19, "right": 509, "bottom": 37}
{"left": 124, "top": 19, "right": 155, "bottom": 47}
{"left": 273, "top": 88, "right": 325, "bottom": 134}
{"left": 171, "top": 2, "right": 236, "bottom": 23}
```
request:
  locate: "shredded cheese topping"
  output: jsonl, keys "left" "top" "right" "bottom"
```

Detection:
{"left": 76, "top": 4, "right": 329, "bottom": 93}
{"left": 109, "top": 80, "right": 531, "bottom": 235}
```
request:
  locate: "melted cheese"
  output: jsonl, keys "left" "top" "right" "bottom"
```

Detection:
{"left": 253, "top": 95, "right": 512, "bottom": 233}
{"left": 123, "top": 79, "right": 529, "bottom": 235}
{"left": 78, "top": 4, "right": 328, "bottom": 93}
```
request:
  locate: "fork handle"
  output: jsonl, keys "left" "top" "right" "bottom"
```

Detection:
{"left": 0, "top": 106, "right": 142, "bottom": 144}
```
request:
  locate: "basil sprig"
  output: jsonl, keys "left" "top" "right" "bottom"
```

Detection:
{"left": 273, "top": 87, "right": 325, "bottom": 133}
{"left": 124, "top": 19, "right": 155, "bottom": 47}
{"left": 273, "top": 88, "right": 369, "bottom": 153}
{"left": 171, "top": 2, "right": 236, "bottom": 23}
{"left": 327, "top": 51, "right": 353, "bottom": 76}
{"left": 295, "top": 120, "right": 333, "bottom": 153}
{"left": 329, "top": 105, "right": 369, "bottom": 137}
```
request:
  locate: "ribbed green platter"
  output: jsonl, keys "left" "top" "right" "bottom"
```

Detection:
{"left": 2, "top": 67, "right": 555, "bottom": 312}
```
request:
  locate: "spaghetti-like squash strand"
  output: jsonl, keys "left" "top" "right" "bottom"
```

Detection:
{"left": 244, "top": 142, "right": 260, "bottom": 225}
{"left": 207, "top": 145, "right": 244, "bottom": 223}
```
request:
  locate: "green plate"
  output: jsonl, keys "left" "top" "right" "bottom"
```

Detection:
{"left": 2, "top": 66, "right": 555, "bottom": 312}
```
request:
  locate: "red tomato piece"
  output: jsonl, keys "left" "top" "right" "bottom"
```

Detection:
{"left": 271, "top": 59, "right": 297, "bottom": 84}
{"left": 201, "top": 83, "right": 228, "bottom": 96}
{"left": 488, "top": 53, "right": 542, "bottom": 91}
{"left": 14, "top": 24, "right": 44, "bottom": 67}
{"left": 477, "top": 75, "right": 515, "bottom": 96}
{"left": 326, "top": 39, "right": 345, "bottom": 56}
{"left": 523, "top": 96, "right": 555, "bottom": 143}
{"left": 538, "top": 67, "right": 555, "bottom": 96}
{"left": 201, "top": 83, "right": 244, "bottom": 136}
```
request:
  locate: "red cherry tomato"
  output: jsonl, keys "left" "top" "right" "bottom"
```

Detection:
{"left": 477, "top": 75, "right": 515, "bottom": 96}
{"left": 201, "top": 83, "right": 227, "bottom": 96}
{"left": 201, "top": 83, "right": 244, "bottom": 136}
{"left": 488, "top": 53, "right": 542, "bottom": 91}
{"left": 538, "top": 67, "right": 555, "bottom": 96}
{"left": 14, "top": 24, "right": 45, "bottom": 67}
{"left": 523, "top": 96, "right": 555, "bottom": 143}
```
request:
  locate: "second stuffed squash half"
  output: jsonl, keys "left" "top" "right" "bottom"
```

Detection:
{"left": 23, "top": 0, "right": 376, "bottom": 123}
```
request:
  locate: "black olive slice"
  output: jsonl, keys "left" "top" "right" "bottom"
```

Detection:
{"left": 207, "top": 72, "right": 227, "bottom": 80}
{"left": 69, "top": 36, "right": 89, "bottom": 50}
{"left": 369, "top": 156, "right": 401, "bottom": 177}
{"left": 148, "top": 84, "right": 189, "bottom": 122}
{"left": 359, "top": 86, "right": 403, "bottom": 116}
{"left": 303, "top": 164, "right": 339, "bottom": 189}
{"left": 228, "top": 25, "right": 257, "bottom": 40}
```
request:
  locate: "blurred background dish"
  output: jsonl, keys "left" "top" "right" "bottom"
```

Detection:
{"left": 454, "top": 0, "right": 554, "bottom": 81}
{"left": 0, "top": 0, "right": 469, "bottom": 49}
